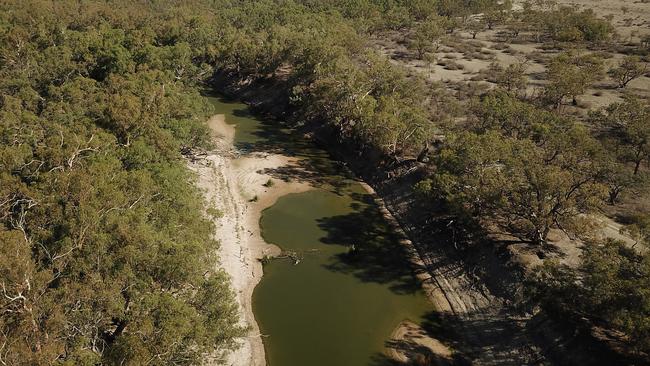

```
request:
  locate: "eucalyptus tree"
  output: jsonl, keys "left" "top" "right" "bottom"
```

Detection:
{"left": 594, "top": 97, "right": 650, "bottom": 176}
{"left": 543, "top": 52, "right": 604, "bottom": 109}
{"left": 425, "top": 92, "right": 608, "bottom": 245}
{"left": 609, "top": 56, "right": 647, "bottom": 89}
{"left": 408, "top": 17, "right": 444, "bottom": 59}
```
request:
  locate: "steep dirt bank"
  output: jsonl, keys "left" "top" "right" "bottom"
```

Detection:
{"left": 188, "top": 114, "right": 310, "bottom": 366}
{"left": 211, "top": 74, "right": 545, "bottom": 364}
{"left": 210, "top": 73, "right": 633, "bottom": 365}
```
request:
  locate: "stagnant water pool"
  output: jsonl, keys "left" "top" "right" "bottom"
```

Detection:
{"left": 207, "top": 95, "right": 435, "bottom": 366}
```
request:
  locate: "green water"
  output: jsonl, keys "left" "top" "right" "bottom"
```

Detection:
{"left": 206, "top": 97, "right": 269, "bottom": 148}
{"left": 207, "top": 96, "right": 435, "bottom": 366}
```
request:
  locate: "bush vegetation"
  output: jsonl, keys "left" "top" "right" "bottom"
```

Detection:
{"left": 0, "top": 0, "right": 646, "bottom": 363}
{"left": 530, "top": 240, "right": 650, "bottom": 354}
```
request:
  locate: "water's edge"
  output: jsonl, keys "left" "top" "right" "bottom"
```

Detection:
{"left": 206, "top": 96, "right": 439, "bottom": 365}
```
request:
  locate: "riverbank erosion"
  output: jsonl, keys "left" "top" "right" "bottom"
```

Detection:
{"left": 187, "top": 114, "right": 310, "bottom": 366}
{"left": 209, "top": 73, "right": 546, "bottom": 365}
{"left": 210, "top": 72, "right": 634, "bottom": 365}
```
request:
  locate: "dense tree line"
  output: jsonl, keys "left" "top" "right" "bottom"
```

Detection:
{"left": 0, "top": 1, "right": 245, "bottom": 364}
{"left": 206, "top": 1, "right": 437, "bottom": 155}
{"left": 0, "top": 0, "right": 483, "bottom": 364}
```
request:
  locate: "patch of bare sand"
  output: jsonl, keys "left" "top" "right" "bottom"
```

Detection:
{"left": 387, "top": 321, "right": 454, "bottom": 366}
{"left": 189, "top": 114, "right": 311, "bottom": 366}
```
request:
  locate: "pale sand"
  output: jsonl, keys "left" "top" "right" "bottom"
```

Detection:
{"left": 388, "top": 320, "right": 454, "bottom": 365}
{"left": 189, "top": 114, "right": 311, "bottom": 366}
{"left": 191, "top": 115, "right": 450, "bottom": 365}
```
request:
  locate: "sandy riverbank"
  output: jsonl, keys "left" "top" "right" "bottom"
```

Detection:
{"left": 189, "top": 114, "right": 311, "bottom": 366}
{"left": 191, "top": 114, "right": 454, "bottom": 365}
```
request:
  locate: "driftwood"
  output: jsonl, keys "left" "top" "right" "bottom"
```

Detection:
{"left": 261, "top": 249, "right": 321, "bottom": 265}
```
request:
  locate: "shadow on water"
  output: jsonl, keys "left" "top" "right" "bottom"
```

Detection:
{"left": 254, "top": 130, "right": 358, "bottom": 193}
{"left": 317, "top": 196, "right": 424, "bottom": 296}
{"left": 210, "top": 93, "right": 442, "bottom": 366}
{"left": 209, "top": 94, "right": 357, "bottom": 191}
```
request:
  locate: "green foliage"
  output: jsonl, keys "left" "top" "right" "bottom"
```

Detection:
{"left": 530, "top": 240, "right": 650, "bottom": 353}
{"left": 470, "top": 91, "right": 567, "bottom": 141}
{"left": 593, "top": 96, "right": 650, "bottom": 176}
{"left": 590, "top": 97, "right": 650, "bottom": 203}
{"left": 425, "top": 92, "right": 608, "bottom": 244}
{"left": 516, "top": 2, "right": 614, "bottom": 43}
{"left": 608, "top": 56, "right": 648, "bottom": 89}
{"left": 622, "top": 215, "right": 650, "bottom": 247}
{"left": 0, "top": 0, "right": 632, "bottom": 361}
{"left": 408, "top": 18, "right": 444, "bottom": 59}
{"left": 295, "top": 51, "right": 432, "bottom": 155}
{"left": 483, "top": 0, "right": 512, "bottom": 29}
{"left": 543, "top": 52, "right": 604, "bottom": 109}
{"left": 0, "top": 1, "right": 244, "bottom": 364}
{"left": 549, "top": 8, "right": 614, "bottom": 42}
{"left": 467, "top": 18, "right": 486, "bottom": 39}
{"left": 298, "top": 0, "right": 440, "bottom": 31}
{"left": 191, "top": 1, "right": 437, "bottom": 157}
{"left": 484, "top": 62, "right": 528, "bottom": 94}
{"left": 0, "top": 9, "right": 443, "bottom": 361}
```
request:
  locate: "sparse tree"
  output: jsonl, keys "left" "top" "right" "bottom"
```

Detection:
{"left": 467, "top": 19, "right": 486, "bottom": 39}
{"left": 483, "top": 0, "right": 512, "bottom": 29}
{"left": 641, "top": 34, "right": 650, "bottom": 50}
{"left": 408, "top": 18, "right": 444, "bottom": 59}
{"left": 543, "top": 52, "right": 604, "bottom": 109}
{"left": 609, "top": 56, "right": 647, "bottom": 88}
{"left": 487, "top": 61, "right": 528, "bottom": 94}
{"left": 594, "top": 97, "right": 650, "bottom": 175}
{"left": 622, "top": 215, "right": 650, "bottom": 247}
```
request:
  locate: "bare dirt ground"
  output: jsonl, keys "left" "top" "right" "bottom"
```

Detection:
{"left": 388, "top": 320, "right": 454, "bottom": 365}
{"left": 366, "top": 1, "right": 650, "bottom": 364}
{"left": 188, "top": 114, "right": 310, "bottom": 366}
{"left": 374, "top": 0, "right": 650, "bottom": 108}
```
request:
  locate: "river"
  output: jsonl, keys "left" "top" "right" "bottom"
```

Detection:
{"left": 208, "top": 95, "right": 435, "bottom": 366}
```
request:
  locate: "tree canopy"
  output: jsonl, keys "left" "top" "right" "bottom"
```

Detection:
{"left": 0, "top": 1, "right": 245, "bottom": 364}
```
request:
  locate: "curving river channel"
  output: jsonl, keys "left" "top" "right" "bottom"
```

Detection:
{"left": 209, "top": 96, "right": 435, "bottom": 366}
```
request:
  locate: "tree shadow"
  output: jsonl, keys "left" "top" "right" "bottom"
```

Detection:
{"left": 222, "top": 102, "right": 360, "bottom": 192}
{"left": 369, "top": 350, "right": 463, "bottom": 366}
{"left": 258, "top": 154, "right": 356, "bottom": 193}
{"left": 252, "top": 129, "right": 360, "bottom": 193}
{"left": 316, "top": 193, "right": 426, "bottom": 296}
